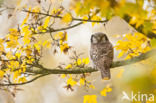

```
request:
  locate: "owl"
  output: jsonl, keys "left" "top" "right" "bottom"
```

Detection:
{"left": 90, "top": 32, "right": 113, "bottom": 80}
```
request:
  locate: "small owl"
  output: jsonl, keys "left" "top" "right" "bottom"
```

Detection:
{"left": 90, "top": 32, "right": 113, "bottom": 80}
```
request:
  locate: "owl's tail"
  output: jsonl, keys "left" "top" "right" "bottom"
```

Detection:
{"left": 101, "top": 69, "right": 111, "bottom": 80}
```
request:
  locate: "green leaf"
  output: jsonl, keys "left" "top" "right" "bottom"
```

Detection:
{"left": 143, "top": 22, "right": 153, "bottom": 34}
{"left": 151, "top": 38, "right": 156, "bottom": 48}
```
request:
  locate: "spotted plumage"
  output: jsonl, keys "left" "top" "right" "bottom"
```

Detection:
{"left": 90, "top": 32, "right": 113, "bottom": 80}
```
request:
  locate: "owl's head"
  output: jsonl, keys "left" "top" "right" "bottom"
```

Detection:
{"left": 91, "top": 32, "right": 109, "bottom": 44}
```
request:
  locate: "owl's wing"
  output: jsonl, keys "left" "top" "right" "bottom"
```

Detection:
{"left": 97, "top": 43, "right": 113, "bottom": 79}
{"left": 102, "top": 42, "right": 114, "bottom": 61}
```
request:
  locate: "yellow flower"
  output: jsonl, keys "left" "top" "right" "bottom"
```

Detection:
{"left": 62, "top": 13, "right": 72, "bottom": 23}
{"left": 32, "top": 6, "right": 40, "bottom": 13}
{"left": 22, "top": 26, "right": 32, "bottom": 45}
{"left": 65, "top": 64, "right": 72, "bottom": 69}
{"left": 100, "top": 85, "right": 112, "bottom": 96}
{"left": 67, "top": 76, "right": 77, "bottom": 86}
{"left": 100, "top": 88, "right": 107, "bottom": 96}
{"left": 42, "top": 40, "right": 51, "bottom": 48}
{"left": 91, "top": 15, "right": 101, "bottom": 26}
{"left": 54, "top": 32, "right": 64, "bottom": 40}
{"left": 89, "top": 85, "right": 95, "bottom": 89}
{"left": 0, "top": 70, "right": 4, "bottom": 78}
{"left": 13, "top": 71, "right": 21, "bottom": 83}
{"left": 82, "top": 16, "right": 88, "bottom": 24}
{"left": 6, "top": 34, "right": 19, "bottom": 48}
{"left": 38, "top": 26, "right": 47, "bottom": 32}
{"left": 21, "top": 7, "right": 30, "bottom": 27}
{"left": 18, "top": 77, "right": 27, "bottom": 83}
{"left": 83, "top": 95, "right": 97, "bottom": 103}
{"left": 25, "top": 48, "right": 32, "bottom": 56}
{"left": 43, "top": 17, "right": 50, "bottom": 28}
{"left": 15, "top": 52, "right": 21, "bottom": 59}
{"left": 117, "top": 51, "right": 125, "bottom": 58}
{"left": 82, "top": 58, "right": 90, "bottom": 65}
{"left": 61, "top": 74, "right": 66, "bottom": 78}
{"left": 6, "top": 39, "right": 19, "bottom": 49}
{"left": 77, "top": 58, "right": 82, "bottom": 65}
{"left": 34, "top": 41, "right": 41, "bottom": 51}
{"left": 60, "top": 43, "right": 69, "bottom": 53}
{"left": 80, "top": 78, "right": 85, "bottom": 86}
{"left": 9, "top": 28, "right": 19, "bottom": 36}
{"left": 115, "top": 32, "right": 150, "bottom": 59}
{"left": 50, "top": 8, "right": 62, "bottom": 15}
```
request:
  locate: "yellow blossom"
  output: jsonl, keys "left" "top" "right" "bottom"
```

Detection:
{"left": 61, "top": 74, "right": 66, "bottom": 78}
{"left": 83, "top": 95, "right": 97, "bottom": 103}
{"left": 22, "top": 26, "right": 32, "bottom": 45}
{"left": 32, "top": 6, "right": 40, "bottom": 13}
{"left": 67, "top": 76, "right": 77, "bottom": 86}
{"left": 62, "top": 13, "right": 72, "bottom": 23}
{"left": 13, "top": 71, "right": 21, "bottom": 82}
{"left": 34, "top": 41, "right": 41, "bottom": 51}
{"left": 82, "top": 16, "right": 88, "bottom": 24}
{"left": 42, "top": 40, "right": 51, "bottom": 48}
{"left": 15, "top": 52, "right": 21, "bottom": 59}
{"left": 0, "top": 70, "right": 4, "bottom": 78}
{"left": 18, "top": 77, "right": 27, "bottom": 83}
{"left": 65, "top": 64, "right": 72, "bottom": 69}
{"left": 91, "top": 15, "right": 101, "bottom": 26}
{"left": 100, "top": 85, "right": 112, "bottom": 96}
{"left": 80, "top": 78, "right": 85, "bottom": 86}
{"left": 115, "top": 32, "right": 150, "bottom": 59}
{"left": 43, "top": 17, "right": 50, "bottom": 28}
{"left": 9, "top": 28, "right": 19, "bottom": 36}
{"left": 6, "top": 34, "right": 19, "bottom": 48}
{"left": 60, "top": 43, "right": 69, "bottom": 53}
{"left": 54, "top": 32, "right": 64, "bottom": 40}
{"left": 82, "top": 57, "right": 90, "bottom": 65}
{"left": 25, "top": 48, "right": 32, "bottom": 56}
{"left": 21, "top": 7, "right": 31, "bottom": 27}
{"left": 89, "top": 85, "right": 95, "bottom": 89}
{"left": 77, "top": 58, "right": 82, "bottom": 65}
{"left": 50, "top": 8, "right": 62, "bottom": 15}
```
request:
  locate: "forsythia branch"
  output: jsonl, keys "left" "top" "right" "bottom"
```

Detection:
{"left": 0, "top": 49, "right": 155, "bottom": 86}
{"left": 6, "top": 7, "right": 156, "bottom": 38}
{"left": 0, "top": 74, "right": 49, "bottom": 86}
{"left": 26, "top": 49, "right": 155, "bottom": 75}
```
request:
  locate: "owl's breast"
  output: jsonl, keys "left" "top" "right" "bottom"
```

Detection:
{"left": 90, "top": 43, "right": 111, "bottom": 61}
{"left": 90, "top": 44, "right": 102, "bottom": 60}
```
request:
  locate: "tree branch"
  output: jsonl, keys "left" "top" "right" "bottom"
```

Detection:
{"left": 6, "top": 7, "right": 156, "bottom": 38}
{"left": 0, "top": 49, "right": 155, "bottom": 86}
{"left": 26, "top": 49, "right": 156, "bottom": 74}
{"left": 21, "top": 10, "right": 108, "bottom": 23}
{"left": 0, "top": 74, "right": 49, "bottom": 86}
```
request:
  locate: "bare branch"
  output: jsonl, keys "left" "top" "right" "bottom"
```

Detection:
{"left": 0, "top": 74, "right": 48, "bottom": 86}
{"left": 22, "top": 10, "right": 108, "bottom": 23}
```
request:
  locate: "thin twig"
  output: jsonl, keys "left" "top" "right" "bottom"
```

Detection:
{"left": 0, "top": 74, "right": 49, "bottom": 86}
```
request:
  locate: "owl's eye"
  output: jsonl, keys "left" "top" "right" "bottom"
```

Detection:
{"left": 91, "top": 36, "right": 98, "bottom": 44}
{"left": 101, "top": 36, "right": 106, "bottom": 42}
